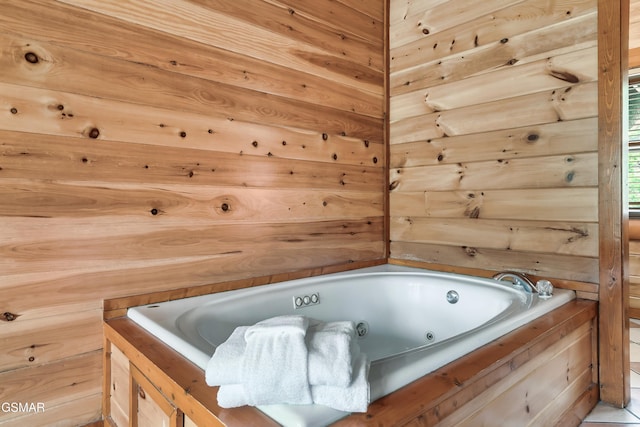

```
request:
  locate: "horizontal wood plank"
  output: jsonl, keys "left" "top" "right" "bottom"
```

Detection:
{"left": 0, "top": 351, "right": 102, "bottom": 423}
{"left": 0, "top": 181, "right": 382, "bottom": 222}
{"left": 0, "top": 131, "right": 383, "bottom": 191}
{"left": 390, "top": 188, "right": 598, "bottom": 222}
{"left": 390, "top": 118, "right": 598, "bottom": 167}
{"left": 390, "top": 241, "right": 599, "bottom": 283}
{"left": 0, "top": 309, "right": 102, "bottom": 372}
{"left": 0, "top": 218, "right": 383, "bottom": 276}
{"left": 0, "top": 394, "right": 102, "bottom": 427}
{"left": 391, "top": 47, "right": 597, "bottom": 123}
{"left": 260, "top": 0, "right": 385, "bottom": 47}
{"left": 391, "top": 82, "right": 597, "bottom": 143}
{"left": 390, "top": 152, "right": 597, "bottom": 192}
{"left": 390, "top": 217, "right": 598, "bottom": 257}
{"left": 57, "top": 0, "right": 381, "bottom": 94}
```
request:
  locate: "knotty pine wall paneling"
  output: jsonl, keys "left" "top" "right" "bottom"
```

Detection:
{"left": 388, "top": 0, "right": 600, "bottom": 288}
{"left": 0, "top": 1, "right": 385, "bottom": 425}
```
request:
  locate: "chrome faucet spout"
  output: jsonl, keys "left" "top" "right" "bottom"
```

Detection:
{"left": 492, "top": 271, "right": 538, "bottom": 294}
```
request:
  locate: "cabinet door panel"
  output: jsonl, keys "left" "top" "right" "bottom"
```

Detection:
{"left": 109, "top": 344, "right": 130, "bottom": 427}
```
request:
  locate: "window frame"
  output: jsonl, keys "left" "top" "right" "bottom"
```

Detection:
{"left": 628, "top": 73, "right": 640, "bottom": 217}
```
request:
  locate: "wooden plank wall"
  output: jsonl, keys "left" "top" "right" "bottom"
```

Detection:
{"left": 630, "top": 0, "right": 640, "bottom": 67}
{"left": 388, "top": 0, "right": 600, "bottom": 290}
{"left": 0, "top": 1, "right": 385, "bottom": 425}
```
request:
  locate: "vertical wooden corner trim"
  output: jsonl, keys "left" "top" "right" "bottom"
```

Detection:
{"left": 383, "top": 0, "right": 391, "bottom": 260}
{"left": 598, "top": 0, "right": 631, "bottom": 407}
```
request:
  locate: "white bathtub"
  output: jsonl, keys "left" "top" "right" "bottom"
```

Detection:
{"left": 127, "top": 264, "right": 575, "bottom": 427}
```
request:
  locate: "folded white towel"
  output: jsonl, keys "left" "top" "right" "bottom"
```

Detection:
{"left": 241, "top": 315, "right": 313, "bottom": 406}
{"left": 216, "top": 383, "right": 248, "bottom": 408}
{"left": 306, "top": 320, "right": 357, "bottom": 387}
{"left": 311, "top": 353, "right": 370, "bottom": 413}
{"left": 216, "top": 353, "right": 370, "bottom": 413}
{"left": 205, "top": 326, "right": 248, "bottom": 386}
{"left": 206, "top": 318, "right": 357, "bottom": 388}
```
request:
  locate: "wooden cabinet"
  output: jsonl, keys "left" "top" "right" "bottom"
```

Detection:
{"left": 105, "top": 339, "right": 187, "bottom": 427}
{"left": 102, "top": 318, "right": 278, "bottom": 427}
{"left": 107, "top": 345, "right": 130, "bottom": 427}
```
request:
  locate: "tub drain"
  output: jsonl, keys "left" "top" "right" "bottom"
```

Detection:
{"left": 355, "top": 321, "right": 369, "bottom": 338}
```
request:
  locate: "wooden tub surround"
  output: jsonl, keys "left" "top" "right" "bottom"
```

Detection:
{"left": 103, "top": 293, "right": 598, "bottom": 426}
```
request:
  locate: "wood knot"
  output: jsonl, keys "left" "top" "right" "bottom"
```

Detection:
{"left": 463, "top": 246, "right": 478, "bottom": 257}
{"left": 466, "top": 206, "right": 480, "bottom": 218}
{"left": 88, "top": 128, "right": 100, "bottom": 139}
{"left": 2, "top": 312, "right": 18, "bottom": 321}
{"left": 526, "top": 133, "right": 539, "bottom": 143}
{"left": 549, "top": 70, "right": 579, "bottom": 84}
{"left": 150, "top": 208, "right": 159, "bottom": 216}
{"left": 24, "top": 52, "right": 39, "bottom": 64}
{"left": 322, "top": 133, "right": 329, "bottom": 141}
{"left": 220, "top": 203, "right": 230, "bottom": 212}
{"left": 565, "top": 171, "right": 575, "bottom": 182}
{"left": 10, "top": 108, "right": 18, "bottom": 114}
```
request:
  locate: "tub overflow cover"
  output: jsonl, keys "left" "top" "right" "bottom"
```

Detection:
{"left": 446, "top": 290, "right": 460, "bottom": 304}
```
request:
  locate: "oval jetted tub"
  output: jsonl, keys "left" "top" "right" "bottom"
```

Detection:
{"left": 127, "top": 264, "right": 575, "bottom": 427}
